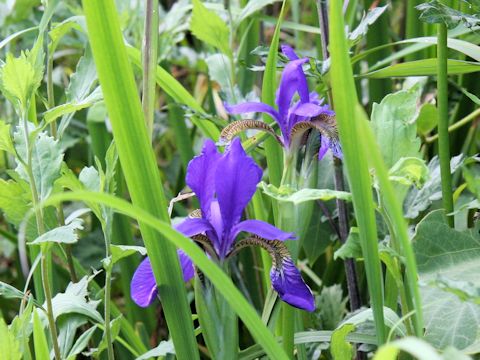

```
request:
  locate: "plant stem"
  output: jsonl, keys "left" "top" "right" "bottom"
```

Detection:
{"left": 103, "top": 219, "right": 115, "bottom": 360}
{"left": 21, "top": 112, "right": 61, "bottom": 360}
{"left": 437, "top": 23, "right": 454, "bottom": 227}
{"left": 142, "top": 0, "right": 159, "bottom": 142}
{"left": 426, "top": 107, "right": 480, "bottom": 143}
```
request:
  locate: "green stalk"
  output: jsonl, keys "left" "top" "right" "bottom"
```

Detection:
{"left": 82, "top": 0, "right": 199, "bottom": 357}
{"left": 405, "top": 0, "right": 423, "bottom": 61}
{"left": 328, "top": 1, "right": 386, "bottom": 345}
{"left": 426, "top": 107, "right": 480, "bottom": 143}
{"left": 437, "top": 23, "right": 454, "bottom": 227}
{"left": 103, "top": 220, "right": 115, "bottom": 360}
{"left": 142, "top": 0, "right": 159, "bottom": 142}
{"left": 21, "top": 111, "right": 61, "bottom": 360}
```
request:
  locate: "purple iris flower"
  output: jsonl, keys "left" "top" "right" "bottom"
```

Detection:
{"left": 224, "top": 44, "right": 341, "bottom": 160}
{"left": 131, "top": 138, "right": 315, "bottom": 312}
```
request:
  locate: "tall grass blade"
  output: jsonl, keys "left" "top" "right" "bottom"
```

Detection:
{"left": 82, "top": 0, "right": 199, "bottom": 357}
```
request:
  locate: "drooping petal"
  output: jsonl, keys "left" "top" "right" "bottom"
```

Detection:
{"left": 318, "top": 135, "right": 330, "bottom": 161}
{"left": 215, "top": 138, "right": 262, "bottom": 258}
{"left": 281, "top": 44, "right": 300, "bottom": 61}
{"left": 175, "top": 217, "right": 214, "bottom": 238}
{"left": 232, "top": 219, "right": 295, "bottom": 241}
{"left": 276, "top": 58, "right": 310, "bottom": 121}
{"left": 186, "top": 139, "right": 221, "bottom": 220}
{"left": 131, "top": 251, "right": 195, "bottom": 308}
{"left": 270, "top": 258, "right": 315, "bottom": 312}
{"left": 131, "top": 257, "right": 157, "bottom": 307}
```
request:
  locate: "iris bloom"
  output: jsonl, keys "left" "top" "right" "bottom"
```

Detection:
{"left": 131, "top": 138, "right": 315, "bottom": 311}
{"left": 223, "top": 45, "right": 341, "bottom": 160}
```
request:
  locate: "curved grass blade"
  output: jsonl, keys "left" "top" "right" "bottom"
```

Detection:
{"left": 82, "top": 0, "right": 199, "bottom": 357}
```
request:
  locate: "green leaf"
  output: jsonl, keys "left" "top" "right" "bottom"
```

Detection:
{"left": 0, "top": 51, "right": 43, "bottom": 109}
{"left": 414, "top": 210, "right": 480, "bottom": 350}
{"left": 331, "top": 323, "right": 355, "bottom": 360}
{"left": 404, "top": 154, "right": 464, "bottom": 219}
{"left": 58, "top": 315, "right": 88, "bottom": 359}
{"left": 371, "top": 87, "right": 421, "bottom": 168}
{"left": 66, "top": 325, "right": 97, "bottom": 360}
{"left": 48, "top": 275, "right": 103, "bottom": 323}
{"left": 334, "top": 227, "right": 362, "bottom": 260}
{"left": 416, "top": 0, "right": 480, "bottom": 29}
{"left": 315, "top": 285, "right": 348, "bottom": 330}
{"left": 33, "top": 309, "right": 50, "bottom": 360}
{"left": 136, "top": 340, "right": 175, "bottom": 360}
{"left": 0, "top": 318, "right": 21, "bottom": 360}
{"left": 0, "top": 178, "right": 31, "bottom": 225}
{"left": 362, "top": 59, "right": 480, "bottom": 78}
{"left": 14, "top": 128, "right": 64, "bottom": 201}
{"left": 389, "top": 157, "right": 429, "bottom": 188}
{"left": 342, "top": 307, "right": 407, "bottom": 338}
{"left": 104, "top": 245, "right": 147, "bottom": 268}
{"left": 237, "top": 0, "right": 281, "bottom": 24}
{"left": 261, "top": 183, "right": 352, "bottom": 205}
{"left": 205, "top": 53, "right": 232, "bottom": 93}
{"left": 30, "top": 218, "right": 83, "bottom": 245}
{"left": 190, "top": 0, "right": 231, "bottom": 57}
{"left": 0, "top": 120, "right": 14, "bottom": 154}
{"left": 86, "top": 316, "right": 122, "bottom": 358}
{"left": 417, "top": 103, "right": 438, "bottom": 136}
{"left": 348, "top": 6, "right": 388, "bottom": 46}
{"left": 374, "top": 337, "right": 442, "bottom": 360}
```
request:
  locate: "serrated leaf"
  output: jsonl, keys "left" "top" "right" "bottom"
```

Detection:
{"left": 79, "top": 166, "right": 100, "bottom": 192}
{"left": 0, "top": 317, "right": 22, "bottom": 360}
{"left": 30, "top": 218, "right": 83, "bottom": 245}
{"left": 261, "top": 182, "right": 351, "bottom": 205}
{"left": 48, "top": 276, "right": 103, "bottom": 323}
{"left": 349, "top": 6, "right": 388, "bottom": 46}
{"left": 371, "top": 87, "right": 421, "bottom": 168}
{"left": 414, "top": 210, "right": 480, "bottom": 350}
{"left": 315, "top": 285, "right": 348, "bottom": 330}
{"left": 33, "top": 309, "right": 50, "bottom": 360}
{"left": 0, "top": 51, "right": 43, "bottom": 109}
{"left": 331, "top": 323, "right": 355, "bottom": 360}
{"left": 14, "top": 127, "right": 64, "bottom": 201}
{"left": 0, "top": 120, "right": 14, "bottom": 154}
{"left": 417, "top": 0, "right": 480, "bottom": 29}
{"left": 190, "top": 0, "right": 231, "bottom": 57}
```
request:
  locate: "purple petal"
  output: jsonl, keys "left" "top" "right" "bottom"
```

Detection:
{"left": 232, "top": 219, "right": 295, "bottom": 241}
{"left": 281, "top": 44, "right": 300, "bottom": 61}
{"left": 131, "top": 251, "right": 195, "bottom": 307}
{"left": 291, "top": 102, "right": 325, "bottom": 118}
{"left": 318, "top": 135, "right": 329, "bottom": 161}
{"left": 270, "top": 258, "right": 315, "bottom": 312}
{"left": 131, "top": 257, "right": 157, "bottom": 307}
{"left": 186, "top": 140, "right": 221, "bottom": 220}
{"left": 276, "top": 58, "right": 310, "bottom": 121}
{"left": 175, "top": 217, "right": 214, "bottom": 238}
{"left": 215, "top": 138, "right": 262, "bottom": 258}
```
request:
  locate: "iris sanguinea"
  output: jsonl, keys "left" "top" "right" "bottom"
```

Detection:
{"left": 223, "top": 45, "right": 341, "bottom": 160}
{"left": 131, "top": 138, "right": 315, "bottom": 311}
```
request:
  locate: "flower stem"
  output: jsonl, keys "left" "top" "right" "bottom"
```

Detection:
{"left": 437, "top": 23, "right": 454, "bottom": 227}
{"left": 141, "top": 0, "right": 159, "bottom": 142}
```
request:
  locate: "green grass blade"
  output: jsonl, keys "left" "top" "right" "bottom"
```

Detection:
{"left": 43, "top": 191, "right": 289, "bottom": 360}
{"left": 82, "top": 0, "right": 199, "bottom": 358}
{"left": 261, "top": 0, "right": 286, "bottom": 187}
{"left": 33, "top": 309, "right": 50, "bottom": 360}
{"left": 328, "top": 1, "right": 386, "bottom": 345}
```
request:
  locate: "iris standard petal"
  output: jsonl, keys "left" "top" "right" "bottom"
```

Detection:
{"left": 291, "top": 102, "right": 326, "bottom": 118}
{"left": 131, "top": 251, "right": 195, "bottom": 307}
{"left": 131, "top": 257, "right": 157, "bottom": 307}
{"left": 215, "top": 138, "right": 262, "bottom": 257}
{"left": 232, "top": 219, "right": 295, "bottom": 241}
{"left": 281, "top": 44, "right": 300, "bottom": 61}
{"left": 186, "top": 139, "right": 221, "bottom": 220}
{"left": 270, "top": 258, "right": 315, "bottom": 312}
{"left": 276, "top": 58, "right": 310, "bottom": 121}
{"left": 175, "top": 217, "right": 214, "bottom": 238}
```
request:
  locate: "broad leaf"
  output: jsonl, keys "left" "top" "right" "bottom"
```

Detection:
{"left": 331, "top": 323, "right": 355, "bottom": 360}
{"left": 416, "top": 103, "right": 438, "bottom": 136}
{"left": 66, "top": 325, "right": 97, "bottom": 360}
{"left": 136, "top": 340, "right": 175, "bottom": 360}
{"left": 108, "top": 245, "right": 146, "bottom": 267}
{"left": 417, "top": 0, "right": 480, "bottom": 29}
{"left": 58, "top": 315, "right": 88, "bottom": 359}
{"left": 191, "top": 0, "right": 231, "bottom": 57}
{"left": 334, "top": 227, "right": 362, "bottom": 260}
{"left": 0, "top": 178, "right": 30, "bottom": 225}
{"left": 0, "top": 120, "right": 14, "bottom": 154}
{"left": 413, "top": 210, "right": 480, "bottom": 350}
{"left": 30, "top": 218, "right": 83, "bottom": 245}
{"left": 371, "top": 87, "right": 421, "bottom": 168}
